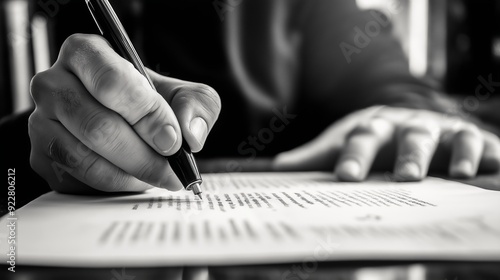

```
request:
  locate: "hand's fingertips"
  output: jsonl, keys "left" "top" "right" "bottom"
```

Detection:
{"left": 335, "top": 118, "right": 393, "bottom": 182}
{"left": 335, "top": 159, "right": 363, "bottom": 181}
{"left": 394, "top": 123, "right": 439, "bottom": 181}
{"left": 449, "top": 159, "right": 474, "bottom": 178}
{"left": 448, "top": 127, "right": 483, "bottom": 179}
{"left": 182, "top": 267, "right": 209, "bottom": 280}
{"left": 394, "top": 161, "right": 421, "bottom": 181}
{"left": 189, "top": 117, "right": 208, "bottom": 152}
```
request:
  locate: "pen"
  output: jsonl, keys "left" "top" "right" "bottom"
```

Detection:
{"left": 85, "top": 0, "right": 203, "bottom": 199}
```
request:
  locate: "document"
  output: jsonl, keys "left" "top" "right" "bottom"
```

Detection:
{"left": 1, "top": 172, "right": 500, "bottom": 267}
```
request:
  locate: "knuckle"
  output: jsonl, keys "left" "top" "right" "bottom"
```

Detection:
{"left": 172, "top": 83, "right": 221, "bottom": 117}
{"left": 30, "top": 70, "right": 55, "bottom": 104}
{"left": 125, "top": 83, "right": 151, "bottom": 106}
{"left": 60, "top": 34, "right": 83, "bottom": 55}
{"left": 141, "top": 90, "right": 162, "bottom": 112}
{"left": 128, "top": 94, "right": 163, "bottom": 126}
{"left": 27, "top": 111, "right": 39, "bottom": 132}
{"left": 455, "top": 123, "right": 481, "bottom": 138}
{"left": 53, "top": 88, "right": 82, "bottom": 116}
{"left": 60, "top": 33, "right": 102, "bottom": 61}
{"left": 195, "top": 83, "right": 222, "bottom": 112}
{"left": 30, "top": 70, "right": 82, "bottom": 116}
{"left": 398, "top": 124, "right": 431, "bottom": 140}
{"left": 80, "top": 110, "right": 120, "bottom": 147}
{"left": 193, "top": 83, "right": 217, "bottom": 97}
{"left": 348, "top": 119, "right": 390, "bottom": 139}
{"left": 91, "top": 61, "right": 127, "bottom": 94}
{"left": 349, "top": 123, "right": 376, "bottom": 137}
{"left": 63, "top": 33, "right": 88, "bottom": 51}
{"left": 112, "top": 79, "right": 161, "bottom": 125}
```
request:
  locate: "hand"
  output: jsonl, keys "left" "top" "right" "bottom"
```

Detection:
{"left": 29, "top": 34, "right": 221, "bottom": 193}
{"left": 273, "top": 106, "right": 500, "bottom": 181}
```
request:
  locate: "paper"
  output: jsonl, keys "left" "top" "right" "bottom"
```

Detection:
{"left": 1, "top": 172, "right": 500, "bottom": 267}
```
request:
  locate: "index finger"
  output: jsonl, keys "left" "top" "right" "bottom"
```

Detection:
{"left": 57, "top": 34, "right": 182, "bottom": 156}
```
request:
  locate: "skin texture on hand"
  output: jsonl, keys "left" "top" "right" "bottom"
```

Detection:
{"left": 28, "top": 34, "right": 221, "bottom": 194}
{"left": 273, "top": 106, "right": 500, "bottom": 181}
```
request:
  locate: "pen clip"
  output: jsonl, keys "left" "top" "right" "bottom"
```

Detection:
{"left": 85, "top": 0, "right": 103, "bottom": 35}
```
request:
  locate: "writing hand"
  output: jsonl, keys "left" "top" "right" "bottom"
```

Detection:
{"left": 29, "top": 34, "right": 221, "bottom": 193}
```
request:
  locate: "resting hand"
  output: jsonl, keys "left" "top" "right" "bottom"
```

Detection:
{"left": 29, "top": 34, "right": 221, "bottom": 193}
{"left": 273, "top": 106, "right": 500, "bottom": 181}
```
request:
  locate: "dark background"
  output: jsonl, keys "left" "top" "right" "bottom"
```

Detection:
{"left": 2, "top": 0, "right": 500, "bottom": 117}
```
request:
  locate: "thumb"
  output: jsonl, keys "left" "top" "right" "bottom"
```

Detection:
{"left": 272, "top": 136, "right": 341, "bottom": 171}
{"left": 147, "top": 69, "right": 221, "bottom": 153}
{"left": 272, "top": 122, "right": 349, "bottom": 171}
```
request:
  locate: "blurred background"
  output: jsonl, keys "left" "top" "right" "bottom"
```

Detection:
{"left": 0, "top": 0, "right": 499, "bottom": 119}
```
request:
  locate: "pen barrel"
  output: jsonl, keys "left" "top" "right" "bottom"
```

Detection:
{"left": 167, "top": 140, "right": 202, "bottom": 190}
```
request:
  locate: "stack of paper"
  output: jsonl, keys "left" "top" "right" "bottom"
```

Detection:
{"left": 1, "top": 172, "right": 499, "bottom": 267}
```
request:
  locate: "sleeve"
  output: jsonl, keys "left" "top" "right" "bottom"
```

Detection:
{"left": 296, "top": 0, "right": 460, "bottom": 115}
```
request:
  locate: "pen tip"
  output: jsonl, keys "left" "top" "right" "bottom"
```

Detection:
{"left": 191, "top": 182, "right": 203, "bottom": 200}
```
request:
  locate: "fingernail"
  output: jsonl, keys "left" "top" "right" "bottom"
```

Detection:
{"left": 337, "top": 159, "right": 361, "bottom": 180}
{"left": 190, "top": 117, "right": 208, "bottom": 145}
{"left": 450, "top": 159, "right": 473, "bottom": 178}
{"left": 153, "top": 125, "right": 177, "bottom": 154}
{"left": 396, "top": 161, "right": 421, "bottom": 180}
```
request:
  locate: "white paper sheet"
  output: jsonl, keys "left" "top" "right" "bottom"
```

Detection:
{"left": 1, "top": 172, "right": 500, "bottom": 267}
